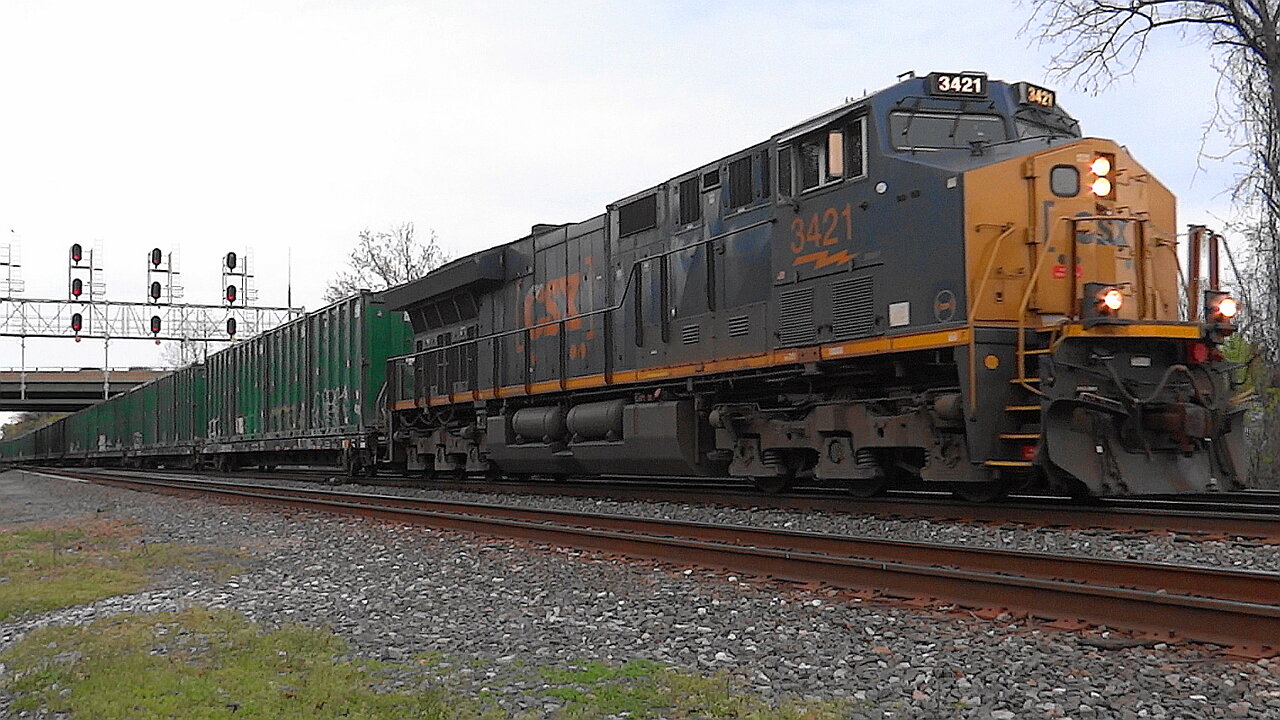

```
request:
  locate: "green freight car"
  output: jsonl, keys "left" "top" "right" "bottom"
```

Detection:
{"left": 202, "top": 291, "right": 412, "bottom": 472}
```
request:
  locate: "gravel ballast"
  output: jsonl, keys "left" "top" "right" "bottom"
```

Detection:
{"left": 2, "top": 468, "right": 1279, "bottom": 719}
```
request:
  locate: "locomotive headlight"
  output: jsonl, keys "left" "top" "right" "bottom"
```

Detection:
{"left": 1102, "top": 288, "right": 1123, "bottom": 311}
{"left": 1084, "top": 282, "right": 1125, "bottom": 325}
{"left": 1088, "top": 152, "right": 1117, "bottom": 199}
{"left": 1205, "top": 290, "right": 1240, "bottom": 324}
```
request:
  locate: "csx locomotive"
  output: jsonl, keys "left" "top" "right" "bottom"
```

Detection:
{"left": 380, "top": 70, "right": 1245, "bottom": 498}
{"left": 1, "top": 71, "right": 1246, "bottom": 499}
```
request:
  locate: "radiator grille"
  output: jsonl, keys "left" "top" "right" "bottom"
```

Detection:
{"left": 777, "top": 287, "right": 816, "bottom": 346}
{"left": 831, "top": 277, "right": 875, "bottom": 339}
{"left": 727, "top": 315, "right": 750, "bottom": 338}
{"left": 681, "top": 323, "right": 701, "bottom": 345}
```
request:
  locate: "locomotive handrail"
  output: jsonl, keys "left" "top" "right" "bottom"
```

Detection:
{"left": 388, "top": 217, "right": 776, "bottom": 364}
{"left": 388, "top": 216, "right": 777, "bottom": 404}
{"left": 965, "top": 224, "right": 1016, "bottom": 416}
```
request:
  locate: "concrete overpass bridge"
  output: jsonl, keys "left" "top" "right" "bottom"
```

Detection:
{"left": 0, "top": 367, "right": 170, "bottom": 411}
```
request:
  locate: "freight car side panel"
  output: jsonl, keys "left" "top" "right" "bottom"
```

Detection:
{"left": 203, "top": 292, "right": 410, "bottom": 454}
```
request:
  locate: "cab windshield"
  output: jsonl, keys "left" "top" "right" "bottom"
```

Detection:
{"left": 888, "top": 111, "right": 1007, "bottom": 151}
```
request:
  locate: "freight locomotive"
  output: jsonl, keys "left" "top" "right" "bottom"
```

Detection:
{"left": 1, "top": 71, "right": 1247, "bottom": 499}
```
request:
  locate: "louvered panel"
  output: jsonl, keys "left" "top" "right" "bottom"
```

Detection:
{"left": 727, "top": 315, "right": 750, "bottom": 338}
{"left": 776, "top": 286, "right": 816, "bottom": 346}
{"left": 831, "top": 277, "right": 876, "bottom": 339}
{"left": 681, "top": 323, "right": 700, "bottom": 345}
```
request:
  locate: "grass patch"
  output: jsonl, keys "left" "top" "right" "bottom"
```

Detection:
{"left": 536, "top": 659, "right": 848, "bottom": 720}
{"left": 1, "top": 608, "right": 467, "bottom": 719}
{"left": 5, "top": 619, "right": 850, "bottom": 720}
{"left": 0, "top": 518, "right": 242, "bottom": 621}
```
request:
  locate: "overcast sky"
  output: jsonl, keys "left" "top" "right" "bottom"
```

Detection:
{"left": 0, "top": 0, "right": 1233, "bottom": 385}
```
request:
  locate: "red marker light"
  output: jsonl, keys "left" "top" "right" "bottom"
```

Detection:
{"left": 1187, "top": 342, "right": 1210, "bottom": 364}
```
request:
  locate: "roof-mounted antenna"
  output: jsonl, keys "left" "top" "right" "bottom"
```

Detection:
{"left": 897, "top": 70, "right": 916, "bottom": 82}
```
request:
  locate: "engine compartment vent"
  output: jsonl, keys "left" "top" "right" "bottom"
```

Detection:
{"left": 831, "top": 276, "right": 875, "bottom": 339}
{"left": 681, "top": 323, "right": 701, "bottom": 345}
{"left": 777, "top": 286, "right": 816, "bottom": 346}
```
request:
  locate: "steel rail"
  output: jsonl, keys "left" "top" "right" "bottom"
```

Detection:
{"left": 13, "top": 463, "right": 1280, "bottom": 539}
{"left": 33, "top": 468, "right": 1280, "bottom": 651}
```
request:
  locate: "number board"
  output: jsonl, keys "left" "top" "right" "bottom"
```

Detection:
{"left": 1017, "top": 82, "right": 1056, "bottom": 108}
{"left": 926, "top": 72, "right": 987, "bottom": 97}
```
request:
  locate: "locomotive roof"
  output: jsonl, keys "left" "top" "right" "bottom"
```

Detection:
{"left": 382, "top": 72, "right": 1081, "bottom": 309}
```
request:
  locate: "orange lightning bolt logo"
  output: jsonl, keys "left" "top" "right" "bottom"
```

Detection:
{"left": 792, "top": 249, "right": 855, "bottom": 269}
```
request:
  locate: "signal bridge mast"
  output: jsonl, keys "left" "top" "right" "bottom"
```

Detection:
{"left": 0, "top": 242, "right": 304, "bottom": 400}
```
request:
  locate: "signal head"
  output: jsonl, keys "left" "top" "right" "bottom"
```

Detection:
{"left": 226, "top": 317, "right": 237, "bottom": 337}
{"left": 149, "top": 281, "right": 163, "bottom": 301}
{"left": 70, "top": 243, "right": 83, "bottom": 264}
{"left": 225, "top": 251, "right": 238, "bottom": 271}
{"left": 150, "top": 315, "right": 162, "bottom": 335}
{"left": 226, "top": 284, "right": 238, "bottom": 304}
{"left": 150, "top": 248, "right": 163, "bottom": 267}
{"left": 71, "top": 278, "right": 83, "bottom": 298}
{"left": 70, "top": 312, "right": 83, "bottom": 333}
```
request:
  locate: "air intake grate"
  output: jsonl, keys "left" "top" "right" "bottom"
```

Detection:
{"left": 831, "top": 277, "right": 875, "bottom": 339}
{"left": 777, "top": 286, "right": 816, "bottom": 346}
{"left": 681, "top": 323, "right": 700, "bottom": 345}
{"left": 727, "top": 315, "right": 750, "bottom": 338}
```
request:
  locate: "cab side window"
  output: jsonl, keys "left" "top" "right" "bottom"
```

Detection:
{"left": 779, "top": 116, "right": 868, "bottom": 196}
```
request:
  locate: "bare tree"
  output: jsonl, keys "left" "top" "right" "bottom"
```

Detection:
{"left": 323, "top": 223, "right": 449, "bottom": 303}
{"left": 160, "top": 337, "right": 214, "bottom": 367}
{"left": 1025, "top": 1, "right": 1280, "bottom": 484}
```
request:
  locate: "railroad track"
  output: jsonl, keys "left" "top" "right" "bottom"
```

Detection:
{"left": 143, "top": 467, "right": 1280, "bottom": 541}
{"left": 13, "top": 463, "right": 1280, "bottom": 540}
{"left": 26, "top": 467, "right": 1280, "bottom": 654}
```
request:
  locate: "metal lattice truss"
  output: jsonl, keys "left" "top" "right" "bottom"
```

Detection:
{"left": 0, "top": 297, "right": 303, "bottom": 341}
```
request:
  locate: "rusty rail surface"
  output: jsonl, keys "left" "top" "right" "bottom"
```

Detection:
{"left": 26, "top": 467, "right": 1280, "bottom": 653}
{"left": 57, "top": 465, "right": 1280, "bottom": 541}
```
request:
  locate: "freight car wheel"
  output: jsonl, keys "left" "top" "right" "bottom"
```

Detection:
{"left": 752, "top": 473, "right": 794, "bottom": 494}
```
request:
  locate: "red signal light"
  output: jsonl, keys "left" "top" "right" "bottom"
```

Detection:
{"left": 71, "top": 278, "right": 83, "bottom": 298}
{"left": 70, "top": 312, "right": 83, "bottom": 333}
{"left": 150, "top": 315, "right": 162, "bottom": 335}
{"left": 150, "top": 248, "right": 163, "bottom": 267}
{"left": 70, "top": 243, "right": 83, "bottom": 264}
{"left": 149, "top": 281, "right": 163, "bottom": 301}
{"left": 226, "top": 284, "right": 237, "bottom": 304}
